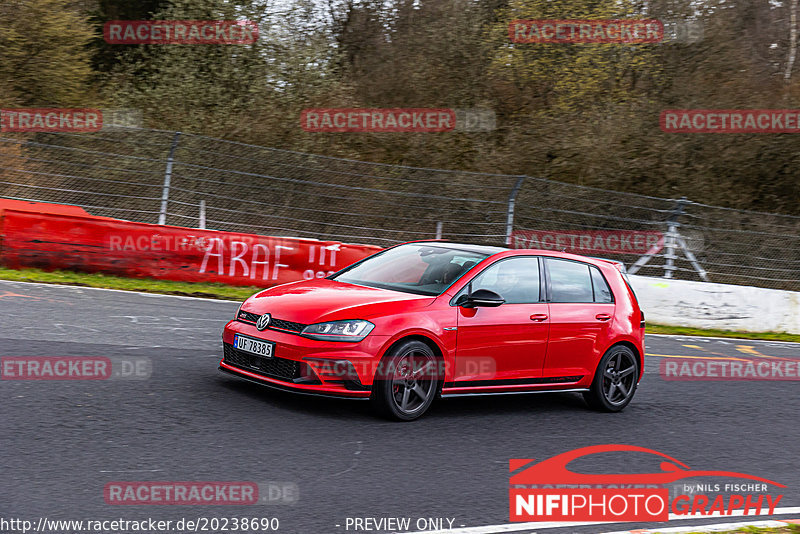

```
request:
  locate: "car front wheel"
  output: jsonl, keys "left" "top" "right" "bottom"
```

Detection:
{"left": 371, "top": 340, "right": 439, "bottom": 421}
{"left": 583, "top": 345, "right": 639, "bottom": 412}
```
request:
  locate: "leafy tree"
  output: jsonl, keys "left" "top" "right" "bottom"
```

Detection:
{"left": 87, "top": 0, "right": 172, "bottom": 73}
{"left": 105, "top": 0, "right": 340, "bottom": 141}
{"left": 0, "top": 0, "right": 94, "bottom": 106}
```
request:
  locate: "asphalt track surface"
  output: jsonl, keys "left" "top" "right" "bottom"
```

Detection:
{"left": 1, "top": 279, "right": 798, "bottom": 534}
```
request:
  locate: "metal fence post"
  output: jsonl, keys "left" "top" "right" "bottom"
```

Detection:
{"left": 198, "top": 200, "right": 206, "bottom": 230}
{"left": 663, "top": 196, "right": 687, "bottom": 279}
{"left": 505, "top": 176, "right": 526, "bottom": 246}
{"left": 158, "top": 131, "right": 181, "bottom": 226}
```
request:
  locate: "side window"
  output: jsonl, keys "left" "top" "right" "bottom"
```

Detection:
{"left": 465, "top": 257, "right": 540, "bottom": 304}
{"left": 546, "top": 258, "right": 593, "bottom": 303}
{"left": 590, "top": 267, "right": 614, "bottom": 303}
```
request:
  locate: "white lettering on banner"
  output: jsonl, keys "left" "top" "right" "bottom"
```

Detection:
{"left": 271, "top": 245, "right": 292, "bottom": 280}
{"left": 199, "top": 237, "right": 225, "bottom": 275}
{"left": 251, "top": 244, "right": 269, "bottom": 280}
{"left": 197, "top": 239, "right": 341, "bottom": 280}
{"left": 229, "top": 240, "right": 249, "bottom": 277}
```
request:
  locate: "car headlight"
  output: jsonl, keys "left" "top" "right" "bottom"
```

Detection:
{"left": 235, "top": 303, "right": 243, "bottom": 320}
{"left": 301, "top": 320, "right": 375, "bottom": 342}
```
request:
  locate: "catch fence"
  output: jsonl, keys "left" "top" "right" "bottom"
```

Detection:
{"left": 1, "top": 128, "right": 798, "bottom": 290}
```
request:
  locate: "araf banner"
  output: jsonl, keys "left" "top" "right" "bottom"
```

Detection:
{"left": 511, "top": 230, "right": 663, "bottom": 255}
{"left": 0, "top": 210, "right": 380, "bottom": 287}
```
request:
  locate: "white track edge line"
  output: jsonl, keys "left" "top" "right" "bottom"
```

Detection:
{"left": 601, "top": 518, "right": 794, "bottom": 533}
{"left": 0, "top": 279, "right": 243, "bottom": 303}
{"left": 645, "top": 333, "right": 800, "bottom": 345}
{"left": 414, "top": 507, "right": 800, "bottom": 534}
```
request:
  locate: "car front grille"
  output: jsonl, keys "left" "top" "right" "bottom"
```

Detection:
{"left": 270, "top": 318, "right": 307, "bottom": 332}
{"left": 238, "top": 311, "right": 260, "bottom": 323}
{"left": 223, "top": 343, "right": 301, "bottom": 382}
{"left": 236, "top": 311, "right": 307, "bottom": 333}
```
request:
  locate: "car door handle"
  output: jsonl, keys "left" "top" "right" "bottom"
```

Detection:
{"left": 530, "top": 314, "right": 548, "bottom": 322}
{"left": 595, "top": 313, "right": 612, "bottom": 321}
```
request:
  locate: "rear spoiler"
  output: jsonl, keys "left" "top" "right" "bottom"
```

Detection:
{"left": 588, "top": 256, "right": 627, "bottom": 273}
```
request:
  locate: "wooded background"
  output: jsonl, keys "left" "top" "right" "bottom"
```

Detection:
{"left": 2, "top": 0, "right": 800, "bottom": 215}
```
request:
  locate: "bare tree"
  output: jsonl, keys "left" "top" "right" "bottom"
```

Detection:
{"left": 786, "top": 0, "right": 798, "bottom": 83}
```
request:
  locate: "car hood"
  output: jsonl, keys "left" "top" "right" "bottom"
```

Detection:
{"left": 242, "top": 278, "right": 435, "bottom": 324}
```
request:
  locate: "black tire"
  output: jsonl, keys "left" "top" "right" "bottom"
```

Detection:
{"left": 583, "top": 345, "right": 639, "bottom": 412}
{"left": 371, "top": 340, "right": 439, "bottom": 421}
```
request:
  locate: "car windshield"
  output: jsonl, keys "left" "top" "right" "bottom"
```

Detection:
{"left": 332, "top": 244, "right": 489, "bottom": 296}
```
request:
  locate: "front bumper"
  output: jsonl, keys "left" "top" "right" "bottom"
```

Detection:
{"left": 219, "top": 320, "right": 389, "bottom": 399}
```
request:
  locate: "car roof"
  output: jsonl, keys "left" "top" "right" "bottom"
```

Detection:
{"left": 409, "top": 241, "right": 509, "bottom": 255}
{"left": 408, "top": 241, "right": 624, "bottom": 271}
{"left": 407, "top": 240, "right": 627, "bottom": 267}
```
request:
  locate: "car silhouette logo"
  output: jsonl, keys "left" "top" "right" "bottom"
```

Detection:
{"left": 509, "top": 444, "right": 785, "bottom": 487}
{"left": 256, "top": 313, "right": 271, "bottom": 331}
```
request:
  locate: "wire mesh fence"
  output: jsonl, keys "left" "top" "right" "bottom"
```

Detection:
{"left": 1, "top": 127, "right": 799, "bottom": 291}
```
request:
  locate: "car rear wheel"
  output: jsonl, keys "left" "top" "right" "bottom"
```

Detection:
{"left": 583, "top": 345, "right": 639, "bottom": 412}
{"left": 371, "top": 340, "right": 439, "bottom": 421}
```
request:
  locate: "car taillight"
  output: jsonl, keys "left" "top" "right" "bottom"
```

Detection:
{"left": 640, "top": 310, "right": 646, "bottom": 328}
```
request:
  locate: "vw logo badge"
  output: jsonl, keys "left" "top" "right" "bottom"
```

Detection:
{"left": 256, "top": 313, "right": 271, "bottom": 331}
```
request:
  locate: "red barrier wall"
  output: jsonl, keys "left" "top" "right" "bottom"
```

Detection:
{"left": 0, "top": 210, "right": 381, "bottom": 287}
{"left": 0, "top": 199, "right": 99, "bottom": 218}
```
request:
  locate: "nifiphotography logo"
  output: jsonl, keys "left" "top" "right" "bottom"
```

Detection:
{"left": 509, "top": 444, "right": 784, "bottom": 522}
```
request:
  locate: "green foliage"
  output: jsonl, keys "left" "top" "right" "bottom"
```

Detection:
{"left": 0, "top": 0, "right": 94, "bottom": 106}
{"left": 487, "top": 0, "right": 663, "bottom": 114}
{"left": 2, "top": 0, "right": 800, "bottom": 214}
{"left": 103, "top": 0, "right": 341, "bottom": 140}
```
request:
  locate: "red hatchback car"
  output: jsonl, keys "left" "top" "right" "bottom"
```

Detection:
{"left": 219, "top": 242, "right": 645, "bottom": 420}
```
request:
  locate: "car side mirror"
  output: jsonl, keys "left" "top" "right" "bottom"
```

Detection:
{"left": 459, "top": 288, "right": 505, "bottom": 308}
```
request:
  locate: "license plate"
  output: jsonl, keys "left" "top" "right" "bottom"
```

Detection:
{"left": 233, "top": 334, "right": 275, "bottom": 358}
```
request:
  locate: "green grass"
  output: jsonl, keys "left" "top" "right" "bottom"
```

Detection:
{"left": 645, "top": 323, "right": 800, "bottom": 343}
{"left": 677, "top": 525, "right": 800, "bottom": 534}
{"left": 1, "top": 266, "right": 799, "bottom": 343}
{"left": 0, "top": 266, "right": 261, "bottom": 300}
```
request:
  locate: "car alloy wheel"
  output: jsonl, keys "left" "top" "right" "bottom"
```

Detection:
{"left": 584, "top": 345, "right": 639, "bottom": 412}
{"left": 602, "top": 350, "right": 637, "bottom": 406}
{"left": 371, "top": 340, "right": 439, "bottom": 421}
{"left": 391, "top": 352, "right": 436, "bottom": 415}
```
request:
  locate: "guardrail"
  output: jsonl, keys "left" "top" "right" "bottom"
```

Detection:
{"left": 0, "top": 208, "right": 379, "bottom": 287}
{"left": 2, "top": 201, "right": 798, "bottom": 334}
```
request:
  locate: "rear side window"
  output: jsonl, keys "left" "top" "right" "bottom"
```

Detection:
{"left": 590, "top": 266, "right": 614, "bottom": 303}
{"left": 547, "top": 258, "right": 593, "bottom": 303}
{"left": 546, "top": 259, "right": 615, "bottom": 303}
{"left": 464, "top": 256, "right": 541, "bottom": 304}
